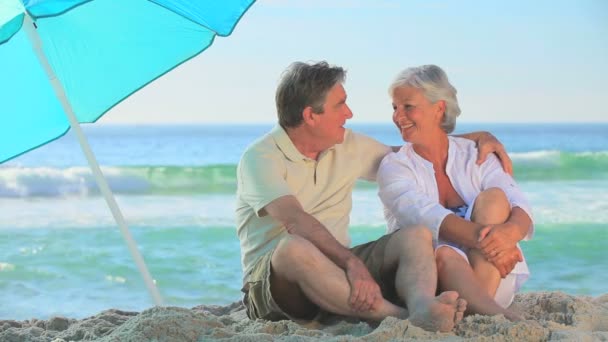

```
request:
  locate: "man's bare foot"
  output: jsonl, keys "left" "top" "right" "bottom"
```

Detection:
{"left": 408, "top": 291, "right": 467, "bottom": 332}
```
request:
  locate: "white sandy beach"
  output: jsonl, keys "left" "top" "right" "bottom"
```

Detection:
{"left": 1, "top": 291, "right": 606, "bottom": 341}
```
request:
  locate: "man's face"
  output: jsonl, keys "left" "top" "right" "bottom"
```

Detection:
{"left": 313, "top": 83, "right": 353, "bottom": 146}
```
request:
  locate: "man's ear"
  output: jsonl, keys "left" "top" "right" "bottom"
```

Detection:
{"left": 302, "top": 106, "right": 317, "bottom": 127}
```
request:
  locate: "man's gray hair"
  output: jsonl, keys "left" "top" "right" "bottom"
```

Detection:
{"left": 389, "top": 65, "right": 461, "bottom": 133}
{"left": 276, "top": 61, "right": 346, "bottom": 129}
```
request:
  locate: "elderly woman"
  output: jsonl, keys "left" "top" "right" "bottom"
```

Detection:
{"left": 377, "top": 65, "right": 533, "bottom": 320}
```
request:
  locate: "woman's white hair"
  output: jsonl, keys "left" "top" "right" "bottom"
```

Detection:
{"left": 389, "top": 65, "right": 461, "bottom": 133}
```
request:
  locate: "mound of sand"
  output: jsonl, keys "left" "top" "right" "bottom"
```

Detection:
{"left": 2, "top": 292, "right": 607, "bottom": 341}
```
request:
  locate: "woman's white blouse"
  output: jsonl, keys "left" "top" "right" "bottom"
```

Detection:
{"left": 377, "top": 136, "right": 534, "bottom": 243}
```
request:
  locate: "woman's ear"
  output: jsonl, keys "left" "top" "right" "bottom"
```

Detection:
{"left": 435, "top": 100, "right": 446, "bottom": 121}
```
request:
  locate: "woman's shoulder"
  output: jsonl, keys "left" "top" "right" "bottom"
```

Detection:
{"left": 380, "top": 143, "right": 418, "bottom": 169}
{"left": 449, "top": 136, "right": 477, "bottom": 153}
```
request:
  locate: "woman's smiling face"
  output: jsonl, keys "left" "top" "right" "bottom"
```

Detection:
{"left": 391, "top": 86, "right": 445, "bottom": 143}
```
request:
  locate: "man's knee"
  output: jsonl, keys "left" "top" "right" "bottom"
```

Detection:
{"left": 273, "top": 235, "right": 322, "bottom": 273}
{"left": 386, "top": 225, "right": 434, "bottom": 260}
{"left": 393, "top": 224, "right": 433, "bottom": 245}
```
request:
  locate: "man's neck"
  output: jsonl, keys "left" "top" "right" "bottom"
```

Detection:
{"left": 285, "top": 126, "right": 325, "bottom": 160}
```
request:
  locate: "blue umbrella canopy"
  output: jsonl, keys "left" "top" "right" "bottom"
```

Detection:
{"left": 0, "top": 0, "right": 255, "bottom": 306}
{"left": 0, "top": 0, "right": 255, "bottom": 162}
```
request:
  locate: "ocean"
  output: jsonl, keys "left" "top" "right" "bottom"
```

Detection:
{"left": 1, "top": 123, "right": 607, "bottom": 320}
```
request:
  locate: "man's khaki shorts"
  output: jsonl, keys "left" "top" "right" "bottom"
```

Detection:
{"left": 241, "top": 231, "right": 401, "bottom": 321}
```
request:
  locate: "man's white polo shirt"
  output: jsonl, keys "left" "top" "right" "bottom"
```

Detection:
{"left": 236, "top": 125, "right": 390, "bottom": 280}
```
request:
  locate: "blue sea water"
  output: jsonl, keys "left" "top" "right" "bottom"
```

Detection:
{"left": 0, "top": 122, "right": 607, "bottom": 320}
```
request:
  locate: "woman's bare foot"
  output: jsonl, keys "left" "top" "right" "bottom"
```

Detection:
{"left": 408, "top": 291, "right": 467, "bottom": 332}
{"left": 503, "top": 308, "right": 524, "bottom": 321}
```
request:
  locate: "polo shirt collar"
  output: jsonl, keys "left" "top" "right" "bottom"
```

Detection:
{"left": 270, "top": 125, "right": 336, "bottom": 162}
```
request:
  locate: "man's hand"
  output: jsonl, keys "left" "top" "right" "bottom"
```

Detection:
{"left": 485, "top": 245, "right": 523, "bottom": 278}
{"left": 474, "top": 132, "right": 513, "bottom": 175}
{"left": 345, "top": 257, "right": 383, "bottom": 312}
{"left": 477, "top": 224, "right": 520, "bottom": 260}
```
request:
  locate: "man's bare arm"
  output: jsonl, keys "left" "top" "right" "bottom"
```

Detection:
{"left": 263, "top": 195, "right": 355, "bottom": 268}
{"left": 263, "top": 195, "right": 381, "bottom": 312}
{"left": 391, "top": 112, "right": 511, "bottom": 173}
{"left": 455, "top": 131, "right": 513, "bottom": 175}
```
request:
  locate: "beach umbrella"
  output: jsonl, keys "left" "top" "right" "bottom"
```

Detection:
{"left": 0, "top": 0, "right": 255, "bottom": 306}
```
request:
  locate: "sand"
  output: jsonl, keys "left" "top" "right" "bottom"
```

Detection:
{"left": 1, "top": 292, "right": 607, "bottom": 341}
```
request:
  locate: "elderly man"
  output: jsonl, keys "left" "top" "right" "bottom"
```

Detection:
{"left": 236, "top": 61, "right": 509, "bottom": 332}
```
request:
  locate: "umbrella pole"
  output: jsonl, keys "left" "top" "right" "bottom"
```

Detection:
{"left": 23, "top": 14, "right": 163, "bottom": 306}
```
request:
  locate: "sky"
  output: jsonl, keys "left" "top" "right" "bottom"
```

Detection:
{"left": 101, "top": 0, "right": 608, "bottom": 124}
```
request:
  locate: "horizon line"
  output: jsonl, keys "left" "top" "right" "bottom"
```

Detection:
{"left": 94, "top": 121, "right": 608, "bottom": 126}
